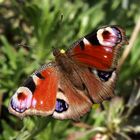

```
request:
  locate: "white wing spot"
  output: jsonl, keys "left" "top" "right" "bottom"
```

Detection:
{"left": 83, "top": 38, "right": 90, "bottom": 45}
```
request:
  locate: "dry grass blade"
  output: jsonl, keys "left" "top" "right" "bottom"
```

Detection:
{"left": 72, "top": 122, "right": 92, "bottom": 129}
{"left": 119, "top": 18, "right": 140, "bottom": 69}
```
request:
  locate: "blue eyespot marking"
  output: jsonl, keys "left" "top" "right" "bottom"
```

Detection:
{"left": 55, "top": 99, "right": 69, "bottom": 113}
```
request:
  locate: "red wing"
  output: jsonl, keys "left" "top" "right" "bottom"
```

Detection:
{"left": 9, "top": 63, "right": 58, "bottom": 118}
{"left": 67, "top": 26, "right": 128, "bottom": 71}
{"left": 9, "top": 62, "right": 92, "bottom": 120}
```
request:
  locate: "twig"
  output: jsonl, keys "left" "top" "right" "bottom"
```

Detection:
{"left": 72, "top": 122, "right": 92, "bottom": 129}
{"left": 119, "top": 18, "right": 140, "bottom": 69}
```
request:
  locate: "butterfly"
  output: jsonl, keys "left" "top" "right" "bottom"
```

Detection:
{"left": 9, "top": 25, "right": 128, "bottom": 120}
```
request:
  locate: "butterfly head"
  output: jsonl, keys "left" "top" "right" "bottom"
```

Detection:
{"left": 53, "top": 48, "right": 66, "bottom": 57}
{"left": 60, "top": 49, "right": 65, "bottom": 54}
{"left": 97, "top": 26, "right": 123, "bottom": 47}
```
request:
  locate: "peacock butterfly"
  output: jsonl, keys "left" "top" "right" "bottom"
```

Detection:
{"left": 9, "top": 25, "right": 128, "bottom": 120}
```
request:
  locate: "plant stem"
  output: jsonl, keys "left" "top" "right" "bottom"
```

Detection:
{"left": 119, "top": 18, "right": 140, "bottom": 69}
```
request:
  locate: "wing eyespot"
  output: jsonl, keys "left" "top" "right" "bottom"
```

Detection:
{"left": 10, "top": 87, "right": 33, "bottom": 113}
{"left": 97, "top": 27, "right": 122, "bottom": 47}
{"left": 55, "top": 98, "right": 69, "bottom": 113}
{"left": 89, "top": 67, "right": 115, "bottom": 82}
{"left": 97, "top": 70, "right": 114, "bottom": 82}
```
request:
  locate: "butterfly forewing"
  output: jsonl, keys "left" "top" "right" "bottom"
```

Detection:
{"left": 66, "top": 26, "right": 128, "bottom": 71}
{"left": 9, "top": 63, "right": 59, "bottom": 118}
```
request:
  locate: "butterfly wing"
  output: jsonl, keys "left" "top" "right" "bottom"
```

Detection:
{"left": 66, "top": 26, "right": 128, "bottom": 71}
{"left": 52, "top": 70, "right": 92, "bottom": 120}
{"left": 52, "top": 26, "right": 128, "bottom": 119}
{"left": 51, "top": 60, "right": 117, "bottom": 119}
{"left": 9, "top": 63, "right": 58, "bottom": 118}
{"left": 9, "top": 25, "right": 128, "bottom": 120}
{"left": 9, "top": 62, "right": 92, "bottom": 120}
{"left": 65, "top": 26, "right": 128, "bottom": 103}
{"left": 78, "top": 66, "right": 117, "bottom": 103}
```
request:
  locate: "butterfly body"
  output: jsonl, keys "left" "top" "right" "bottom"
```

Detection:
{"left": 9, "top": 26, "right": 128, "bottom": 120}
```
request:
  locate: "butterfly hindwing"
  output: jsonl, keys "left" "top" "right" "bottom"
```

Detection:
{"left": 78, "top": 66, "right": 117, "bottom": 103}
{"left": 52, "top": 69, "right": 92, "bottom": 120}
